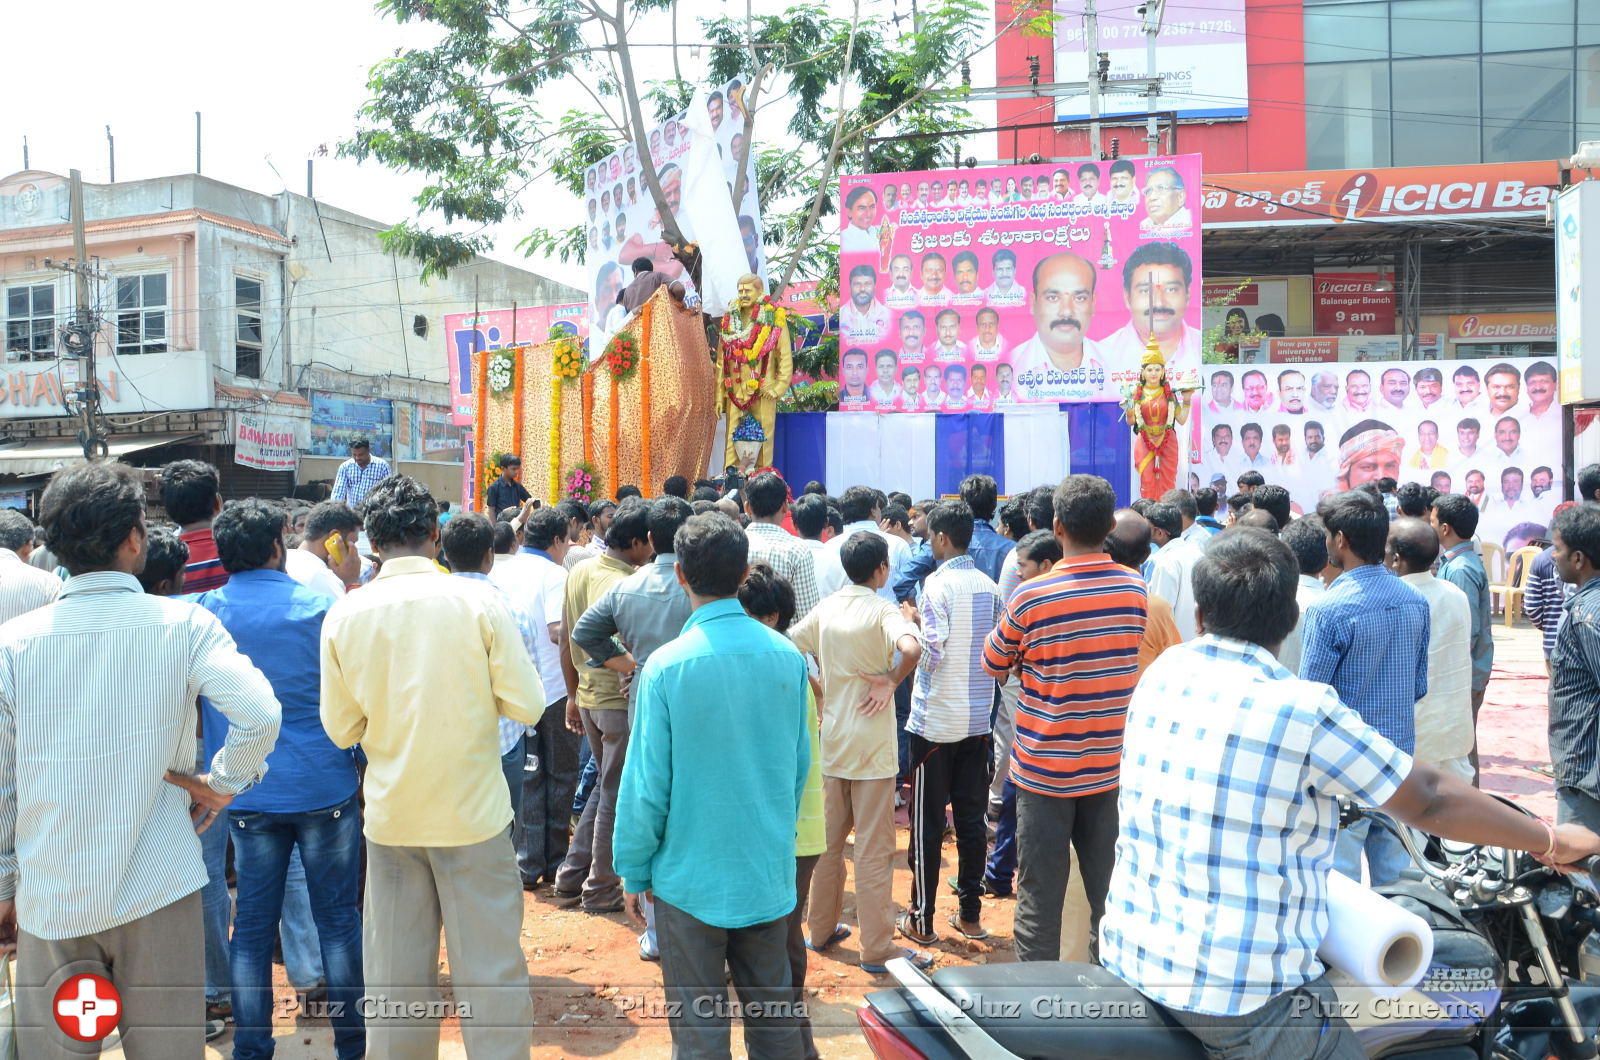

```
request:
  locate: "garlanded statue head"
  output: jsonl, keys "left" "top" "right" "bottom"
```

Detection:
{"left": 735, "top": 273, "right": 763, "bottom": 310}
{"left": 1139, "top": 335, "right": 1168, "bottom": 389}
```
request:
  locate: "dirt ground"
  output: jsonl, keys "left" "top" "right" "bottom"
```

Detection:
{"left": 176, "top": 622, "right": 1554, "bottom": 1059}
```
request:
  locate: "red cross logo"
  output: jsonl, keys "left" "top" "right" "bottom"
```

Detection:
{"left": 53, "top": 973, "right": 121, "bottom": 1042}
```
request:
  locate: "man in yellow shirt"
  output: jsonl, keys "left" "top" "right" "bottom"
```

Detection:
{"left": 553, "top": 499, "right": 655, "bottom": 913}
{"left": 320, "top": 476, "right": 545, "bottom": 1059}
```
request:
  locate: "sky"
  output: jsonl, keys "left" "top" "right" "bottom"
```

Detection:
{"left": 2, "top": 0, "right": 996, "bottom": 292}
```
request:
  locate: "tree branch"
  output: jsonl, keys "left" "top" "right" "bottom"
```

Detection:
{"left": 778, "top": 0, "right": 860, "bottom": 291}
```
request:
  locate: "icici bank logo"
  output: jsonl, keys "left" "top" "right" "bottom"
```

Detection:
{"left": 1331, "top": 173, "right": 1380, "bottom": 222}
{"left": 1459, "top": 316, "right": 1481, "bottom": 336}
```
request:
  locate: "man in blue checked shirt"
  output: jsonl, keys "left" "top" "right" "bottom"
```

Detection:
{"left": 1299, "top": 488, "right": 1430, "bottom": 886}
{"left": 329, "top": 437, "right": 392, "bottom": 507}
{"left": 1102, "top": 528, "right": 1600, "bottom": 1059}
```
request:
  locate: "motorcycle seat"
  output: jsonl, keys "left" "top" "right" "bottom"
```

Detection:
{"left": 931, "top": 961, "right": 1207, "bottom": 1059}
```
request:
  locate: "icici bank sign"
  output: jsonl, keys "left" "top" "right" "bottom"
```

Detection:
{"left": 1204, "top": 161, "right": 1563, "bottom": 228}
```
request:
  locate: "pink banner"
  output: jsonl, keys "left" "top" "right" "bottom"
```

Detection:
{"left": 442, "top": 304, "right": 588, "bottom": 425}
{"left": 836, "top": 154, "right": 1203, "bottom": 412}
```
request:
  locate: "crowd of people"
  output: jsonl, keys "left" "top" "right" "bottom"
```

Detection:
{"left": 0, "top": 447, "right": 1597, "bottom": 1060}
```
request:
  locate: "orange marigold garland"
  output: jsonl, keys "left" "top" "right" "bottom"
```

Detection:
{"left": 607, "top": 369, "right": 620, "bottom": 501}
{"left": 639, "top": 299, "right": 654, "bottom": 493}
{"left": 510, "top": 346, "right": 525, "bottom": 479}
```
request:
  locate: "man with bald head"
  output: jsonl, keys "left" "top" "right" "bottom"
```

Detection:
{"left": 1386, "top": 517, "right": 1475, "bottom": 782}
{"left": 1010, "top": 252, "right": 1111, "bottom": 400}
{"left": 1104, "top": 509, "right": 1180, "bottom": 675}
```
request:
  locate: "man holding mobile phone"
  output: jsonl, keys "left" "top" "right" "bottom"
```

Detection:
{"left": 485, "top": 455, "right": 531, "bottom": 517}
{"left": 286, "top": 502, "right": 363, "bottom": 597}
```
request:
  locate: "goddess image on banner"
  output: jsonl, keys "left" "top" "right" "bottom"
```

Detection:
{"left": 1192, "top": 357, "right": 1563, "bottom": 550}
{"left": 836, "top": 154, "right": 1202, "bottom": 413}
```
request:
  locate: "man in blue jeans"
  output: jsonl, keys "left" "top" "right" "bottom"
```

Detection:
{"left": 196, "top": 500, "right": 365, "bottom": 1059}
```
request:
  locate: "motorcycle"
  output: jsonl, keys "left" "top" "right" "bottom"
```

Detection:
{"left": 857, "top": 800, "right": 1600, "bottom": 1059}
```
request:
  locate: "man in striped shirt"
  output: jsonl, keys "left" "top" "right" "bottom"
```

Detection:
{"left": 744, "top": 472, "right": 821, "bottom": 620}
{"left": 0, "top": 510, "right": 60, "bottom": 624}
{"left": 329, "top": 437, "right": 393, "bottom": 507}
{"left": 1, "top": 461, "right": 281, "bottom": 1056}
{"left": 982, "top": 474, "right": 1146, "bottom": 963}
{"left": 901, "top": 500, "right": 1002, "bottom": 946}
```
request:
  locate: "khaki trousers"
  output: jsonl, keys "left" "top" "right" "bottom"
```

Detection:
{"left": 808, "top": 776, "right": 898, "bottom": 965}
{"left": 17, "top": 891, "right": 203, "bottom": 1059}
{"left": 363, "top": 830, "right": 534, "bottom": 1060}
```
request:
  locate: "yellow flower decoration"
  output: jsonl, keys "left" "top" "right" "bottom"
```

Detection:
{"left": 551, "top": 336, "right": 583, "bottom": 380}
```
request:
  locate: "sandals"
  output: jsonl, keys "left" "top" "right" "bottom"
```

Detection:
{"left": 897, "top": 912, "right": 938, "bottom": 946}
{"left": 948, "top": 913, "right": 990, "bottom": 940}
{"left": 862, "top": 946, "right": 934, "bottom": 975}
{"left": 805, "top": 922, "right": 852, "bottom": 952}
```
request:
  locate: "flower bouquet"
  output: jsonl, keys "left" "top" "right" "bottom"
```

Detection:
{"left": 563, "top": 461, "right": 602, "bottom": 505}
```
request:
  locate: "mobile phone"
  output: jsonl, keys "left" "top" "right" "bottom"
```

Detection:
{"left": 325, "top": 532, "right": 346, "bottom": 566}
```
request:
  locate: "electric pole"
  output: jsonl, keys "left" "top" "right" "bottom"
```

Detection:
{"left": 1085, "top": 0, "right": 1102, "bottom": 160}
{"left": 55, "top": 170, "right": 107, "bottom": 460}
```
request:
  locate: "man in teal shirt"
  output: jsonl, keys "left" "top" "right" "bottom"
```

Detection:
{"left": 1430, "top": 492, "right": 1495, "bottom": 781}
{"left": 616, "top": 513, "right": 810, "bottom": 1058}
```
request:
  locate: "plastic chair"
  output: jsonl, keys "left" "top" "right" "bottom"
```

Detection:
{"left": 1477, "top": 540, "right": 1507, "bottom": 587}
{"left": 1490, "top": 545, "right": 1542, "bottom": 626}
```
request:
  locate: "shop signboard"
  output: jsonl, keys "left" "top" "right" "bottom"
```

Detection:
{"left": 310, "top": 392, "right": 393, "bottom": 458}
{"left": 233, "top": 412, "right": 299, "bottom": 472}
{"left": 835, "top": 153, "right": 1204, "bottom": 410}
{"left": 1449, "top": 313, "right": 1556, "bottom": 343}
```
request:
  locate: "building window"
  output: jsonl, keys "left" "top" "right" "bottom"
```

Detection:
{"left": 235, "top": 276, "right": 263, "bottom": 379}
{"left": 4, "top": 283, "right": 55, "bottom": 361}
{"left": 115, "top": 274, "right": 167, "bottom": 357}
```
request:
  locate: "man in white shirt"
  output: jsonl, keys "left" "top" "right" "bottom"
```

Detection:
{"left": 951, "top": 252, "right": 985, "bottom": 306}
{"left": 1207, "top": 424, "right": 1239, "bottom": 474}
{"left": 1138, "top": 164, "right": 1193, "bottom": 234}
{"left": 1144, "top": 501, "right": 1203, "bottom": 641}
{"left": 1484, "top": 362, "right": 1522, "bottom": 418}
{"left": 1412, "top": 366, "right": 1445, "bottom": 410}
{"left": 868, "top": 349, "right": 902, "bottom": 407}
{"left": 1455, "top": 417, "right": 1484, "bottom": 469}
{"left": 1491, "top": 416, "right": 1529, "bottom": 468}
{"left": 794, "top": 495, "right": 848, "bottom": 597}
{"left": 1009, "top": 251, "right": 1111, "bottom": 401}
{"left": 1072, "top": 162, "right": 1108, "bottom": 206}
{"left": 985, "top": 249, "right": 1028, "bottom": 308}
{"left": 895, "top": 310, "right": 928, "bottom": 366}
{"left": 995, "top": 363, "right": 1016, "bottom": 405}
{"left": 1049, "top": 168, "right": 1073, "bottom": 199}
{"left": 840, "top": 185, "right": 882, "bottom": 254}
{"left": 1096, "top": 242, "right": 1200, "bottom": 386}
{"left": 1449, "top": 364, "right": 1486, "bottom": 412}
{"left": 826, "top": 487, "right": 910, "bottom": 604}
{"left": 839, "top": 264, "right": 891, "bottom": 346}
{"left": 920, "top": 368, "right": 947, "bottom": 410}
{"left": 971, "top": 308, "right": 1007, "bottom": 361}
{"left": 927, "top": 309, "right": 967, "bottom": 362}
{"left": 1387, "top": 517, "right": 1475, "bottom": 781}
{"left": 1523, "top": 361, "right": 1558, "bottom": 424}
{"left": 1107, "top": 159, "right": 1139, "bottom": 208}
{"left": 1275, "top": 517, "right": 1329, "bottom": 672}
{"left": 1308, "top": 370, "right": 1340, "bottom": 413}
{"left": 489, "top": 508, "right": 575, "bottom": 890}
{"left": 917, "top": 253, "right": 952, "bottom": 308}
{"left": 884, "top": 254, "right": 918, "bottom": 310}
{"left": 5, "top": 462, "right": 280, "bottom": 1056}
{"left": 0, "top": 511, "right": 60, "bottom": 623}
{"left": 285, "top": 501, "right": 362, "bottom": 599}
{"left": 1378, "top": 367, "right": 1413, "bottom": 413}
{"left": 1485, "top": 467, "right": 1531, "bottom": 517}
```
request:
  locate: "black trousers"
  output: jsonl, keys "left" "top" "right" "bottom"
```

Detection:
{"left": 1013, "top": 786, "right": 1119, "bottom": 963}
{"left": 906, "top": 732, "right": 992, "bottom": 934}
{"left": 786, "top": 854, "right": 822, "bottom": 1060}
{"left": 656, "top": 898, "right": 803, "bottom": 1060}
{"left": 516, "top": 697, "right": 581, "bottom": 885}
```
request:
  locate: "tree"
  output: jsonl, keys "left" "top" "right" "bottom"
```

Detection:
{"left": 343, "top": 0, "right": 1051, "bottom": 289}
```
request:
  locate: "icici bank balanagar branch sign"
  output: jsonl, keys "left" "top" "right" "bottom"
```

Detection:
{"left": 1202, "top": 161, "right": 1562, "bottom": 228}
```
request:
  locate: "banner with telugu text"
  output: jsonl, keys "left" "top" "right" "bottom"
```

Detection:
{"left": 835, "top": 153, "right": 1203, "bottom": 412}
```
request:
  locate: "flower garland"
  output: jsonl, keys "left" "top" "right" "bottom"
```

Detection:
{"left": 563, "top": 460, "right": 602, "bottom": 505}
{"left": 639, "top": 298, "right": 654, "bottom": 492}
{"left": 718, "top": 296, "right": 788, "bottom": 412}
{"left": 473, "top": 349, "right": 489, "bottom": 510}
{"left": 603, "top": 333, "right": 640, "bottom": 382}
{"left": 581, "top": 373, "right": 595, "bottom": 467}
{"left": 509, "top": 348, "right": 525, "bottom": 477}
{"left": 550, "top": 336, "right": 583, "bottom": 503}
{"left": 607, "top": 366, "right": 620, "bottom": 501}
{"left": 487, "top": 349, "right": 517, "bottom": 395}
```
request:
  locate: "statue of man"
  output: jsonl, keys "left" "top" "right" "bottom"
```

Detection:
{"left": 715, "top": 273, "right": 792, "bottom": 468}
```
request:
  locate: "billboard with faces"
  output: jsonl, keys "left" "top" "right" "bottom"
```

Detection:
{"left": 835, "top": 153, "right": 1203, "bottom": 411}
{"left": 582, "top": 76, "right": 765, "bottom": 332}
{"left": 1192, "top": 357, "right": 1563, "bottom": 550}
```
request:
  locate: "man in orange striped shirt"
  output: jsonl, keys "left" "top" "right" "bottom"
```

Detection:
{"left": 982, "top": 474, "right": 1147, "bottom": 963}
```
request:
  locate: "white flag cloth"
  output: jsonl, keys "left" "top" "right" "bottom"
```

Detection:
{"left": 680, "top": 89, "right": 751, "bottom": 317}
